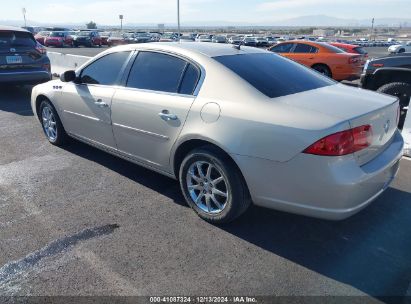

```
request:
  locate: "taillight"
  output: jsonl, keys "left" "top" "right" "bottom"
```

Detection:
{"left": 348, "top": 56, "right": 360, "bottom": 64}
{"left": 42, "top": 63, "right": 51, "bottom": 72}
{"left": 303, "top": 125, "right": 373, "bottom": 156}
{"left": 35, "top": 43, "right": 47, "bottom": 54}
{"left": 372, "top": 63, "right": 384, "bottom": 68}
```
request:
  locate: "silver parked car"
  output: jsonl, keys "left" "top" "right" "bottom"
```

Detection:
{"left": 31, "top": 43, "right": 404, "bottom": 223}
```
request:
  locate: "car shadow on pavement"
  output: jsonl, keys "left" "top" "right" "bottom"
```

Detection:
{"left": 221, "top": 187, "right": 411, "bottom": 301}
{"left": 62, "top": 140, "right": 411, "bottom": 301}
{"left": 0, "top": 85, "right": 34, "bottom": 116}
{"left": 61, "top": 140, "right": 187, "bottom": 207}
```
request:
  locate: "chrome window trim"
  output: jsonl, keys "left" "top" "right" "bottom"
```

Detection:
{"left": 129, "top": 49, "right": 205, "bottom": 97}
{"left": 114, "top": 85, "right": 197, "bottom": 99}
{"left": 75, "top": 48, "right": 205, "bottom": 97}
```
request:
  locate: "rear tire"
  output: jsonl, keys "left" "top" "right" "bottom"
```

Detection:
{"left": 39, "top": 99, "right": 68, "bottom": 146}
{"left": 377, "top": 82, "right": 411, "bottom": 129}
{"left": 312, "top": 64, "right": 332, "bottom": 78}
{"left": 399, "top": 48, "right": 405, "bottom": 53}
{"left": 179, "top": 146, "right": 251, "bottom": 224}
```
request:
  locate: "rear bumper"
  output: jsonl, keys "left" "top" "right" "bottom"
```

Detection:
{"left": 232, "top": 131, "right": 404, "bottom": 220}
{"left": 0, "top": 70, "right": 51, "bottom": 85}
{"left": 45, "top": 41, "right": 63, "bottom": 47}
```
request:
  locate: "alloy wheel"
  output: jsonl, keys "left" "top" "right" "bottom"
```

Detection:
{"left": 186, "top": 161, "right": 229, "bottom": 214}
{"left": 41, "top": 106, "right": 57, "bottom": 141}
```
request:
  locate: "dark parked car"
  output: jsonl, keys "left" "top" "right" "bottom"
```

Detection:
{"left": 73, "top": 31, "right": 102, "bottom": 47}
{"left": 134, "top": 32, "right": 152, "bottom": 43}
{"left": 361, "top": 53, "right": 411, "bottom": 129}
{"left": 0, "top": 26, "right": 51, "bottom": 85}
{"left": 255, "top": 37, "right": 270, "bottom": 47}
{"left": 242, "top": 37, "right": 258, "bottom": 47}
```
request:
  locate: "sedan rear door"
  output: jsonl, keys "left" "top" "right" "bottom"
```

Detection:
{"left": 111, "top": 51, "right": 201, "bottom": 171}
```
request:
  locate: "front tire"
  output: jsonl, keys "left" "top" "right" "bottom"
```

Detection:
{"left": 179, "top": 146, "right": 251, "bottom": 224}
{"left": 39, "top": 100, "right": 68, "bottom": 146}
{"left": 399, "top": 48, "right": 405, "bottom": 53}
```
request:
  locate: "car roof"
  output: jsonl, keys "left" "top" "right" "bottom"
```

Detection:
{"left": 113, "top": 42, "right": 266, "bottom": 58}
{"left": 0, "top": 25, "right": 30, "bottom": 33}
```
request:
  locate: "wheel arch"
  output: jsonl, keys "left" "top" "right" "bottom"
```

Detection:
{"left": 311, "top": 63, "right": 332, "bottom": 76}
{"left": 35, "top": 94, "right": 51, "bottom": 120}
{"left": 371, "top": 69, "right": 411, "bottom": 91}
{"left": 172, "top": 138, "right": 248, "bottom": 189}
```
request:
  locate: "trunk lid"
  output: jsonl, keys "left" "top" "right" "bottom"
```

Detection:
{"left": 280, "top": 84, "right": 399, "bottom": 165}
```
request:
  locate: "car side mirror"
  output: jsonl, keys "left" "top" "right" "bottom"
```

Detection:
{"left": 60, "top": 70, "right": 77, "bottom": 82}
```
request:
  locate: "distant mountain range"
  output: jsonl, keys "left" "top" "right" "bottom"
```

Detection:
{"left": 1, "top": 15, "right": 410, "bottom": 28}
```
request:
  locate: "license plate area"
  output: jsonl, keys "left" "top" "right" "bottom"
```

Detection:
{"left": 6, "top": 56, "right": 23, "bottom": 64}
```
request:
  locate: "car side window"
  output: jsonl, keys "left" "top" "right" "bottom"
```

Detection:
{"left": 179, "top": 64, "right": 200, "bottom": 95}
{"left": 126, "top": 51, "right": 188, "bottom": 94}
{"left": 270, "top": 43, "right": 294, "bottom": 53}
{"left": 293, "top": 43, "right": 317, "bottom": 53}
{"left": 80, "top": 51, "right": 131, "bottom": 85}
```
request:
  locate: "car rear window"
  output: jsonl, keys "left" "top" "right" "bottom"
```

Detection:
{"left": 214, "top": 53, "right": 335, "bottom": 98}
{"left": 322, "top": 43, "right": 345, "bottom": 53}
{"left": 0, "top": 31, "right": 36, "bottom": 49}
{"left": 354, "top": 47, "right": 368, "bottom": 54}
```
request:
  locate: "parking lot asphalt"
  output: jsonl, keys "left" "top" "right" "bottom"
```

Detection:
{"left": 0, "top": 85, "right": 411, "bottom": 301}
{"left": 47, "top": 46, "right": 390, "bottom": 59}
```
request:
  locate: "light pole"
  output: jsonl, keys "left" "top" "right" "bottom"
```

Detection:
{"left": 119, "top": 14, "right": 124, "bottom": 32}
{"left": 371, "top": 18, "right": 375, "bottom": 41}
{"left": 22, "top": 8, "right": 27, "bottom": 27}
{"left": 177, "top": 0, "right": 181, "bottom": 41}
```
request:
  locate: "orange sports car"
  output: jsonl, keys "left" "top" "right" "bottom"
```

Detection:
{"left": 269, "top": 41, "right": 363, "bottom": 81}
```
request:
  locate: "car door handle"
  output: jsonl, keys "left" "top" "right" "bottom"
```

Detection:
{"left": 158, "top": 111, "right": 178, "bottom": 121}
{"left": 94, "top": 99, "right": 109, "bottom": 108}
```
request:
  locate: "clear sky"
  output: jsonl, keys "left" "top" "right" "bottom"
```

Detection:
{"left": 2, "top": 0, "right": 410, "bottom": 25}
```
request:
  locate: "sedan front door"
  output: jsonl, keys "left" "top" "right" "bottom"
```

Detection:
{"left": 59, "top": 51, "right": 132, "bottom": 148}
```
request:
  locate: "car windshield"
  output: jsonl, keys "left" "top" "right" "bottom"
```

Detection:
{"left": 353, "top": 47, "right": 367, "bottom": 54}
{"left": 0, "top": 31, "right": 36, "bottom": 48}
{"left": 214, "top": 53, "right": 335, "bottom": 98}
{"left": 50, "top": 32, "right": 65, "bottom": 37}
{"left": 199, "top": 35, "right": 210, "bottom": 39}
